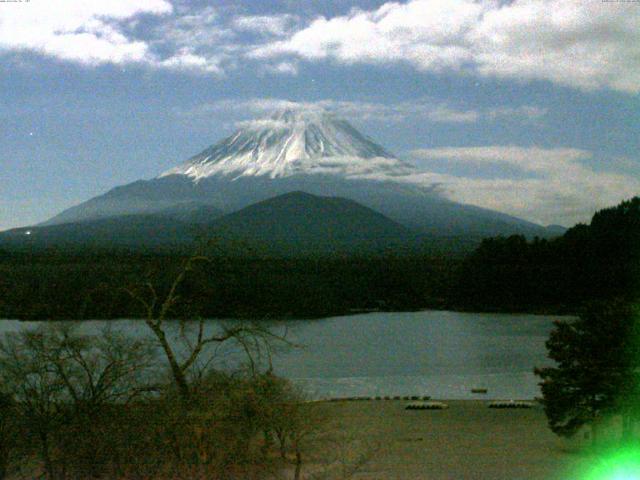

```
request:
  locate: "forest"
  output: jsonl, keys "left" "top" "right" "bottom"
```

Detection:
{"left": 456, "top": 197, "right": 640, "bottom": 312}
{"left": 0, "top": 249, "right": 454, "bottom": 320}
{"left": 1, "top": 197, "right": 638, "bottom": 321}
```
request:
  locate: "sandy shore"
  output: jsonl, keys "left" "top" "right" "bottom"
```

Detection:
{"left": 308, "top": 399, "right": 596, "bottom": 480}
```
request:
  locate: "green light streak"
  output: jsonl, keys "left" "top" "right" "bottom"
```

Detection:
{"left": 583, "top": 446, "right": 640, "bottom": 480}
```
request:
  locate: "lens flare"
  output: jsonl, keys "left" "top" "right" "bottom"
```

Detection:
{"left": 583, "top": 446, "right": 640, "bottom": 480}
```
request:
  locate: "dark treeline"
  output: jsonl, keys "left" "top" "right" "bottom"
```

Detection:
{"left": 2, "top": 197, "right": 638, "bottom": 320}
{"left": 0, "top": 249, "right": 455, "bottom": 320}
{"left": 456, "top": 197, "right": 640, "bottom": 312}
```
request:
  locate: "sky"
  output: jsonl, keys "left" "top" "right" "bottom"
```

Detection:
{"left": 1, "top": 0, "right": 639, "bottom": 231}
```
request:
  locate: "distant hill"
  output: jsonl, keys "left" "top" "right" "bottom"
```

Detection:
{"left": 0, "top": 214, "right": 195, "bottom": 251}
{"left": 205, "top": 191, "right": 419, "bottom": 255}
{"left": 0, "top": 192, "right": 424, "bottom": 255}
{"left": 154, "top": 202, "right": 223, "bottom": 224}
{"left": 543, "top": 224, "right": 567, "bottom": 237}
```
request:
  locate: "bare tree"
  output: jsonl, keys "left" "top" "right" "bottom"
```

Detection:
{"left": 125, "top": 254, "right": 287, "bottom": 403}
{"left": 45, "top": 324, "right": 157, "bottom": 409}
{"left": 0, "top": 327, "right": 67, "bottom": 479}
{"left": 248, "top": 378, "right": 329, "bottom": 480}
{"left": 0, "top": 323, "right": 156, "bottom": 479}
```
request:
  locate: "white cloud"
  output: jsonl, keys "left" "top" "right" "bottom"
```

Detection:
{"left": 0, "top": 2, "right": 245, "bottom": 74}
{"left": 252, "top": 0, "right": 640, "bottom": 94}
{"left": 148, "top": 6, "right": 236, "bottom": 74}
{"left": 152, "top": 6, "right": 233, "bottom": 51}
{"left": 232, "top": 14, "right": 298, "bottom": 37}
{"left": 261, "top": 61, "right": 299, "bottom": 75}
{"left": 234, "top": 118, "right": 290, "bottom": 130}
{"left": 407, "top": 146, "right": 640, "bottom": 225}
{"left": 411, "top": 146, "right": 591, "bottom": 174}
{"left": 250, "top": 0, "right": 481, "bottom": 71}
{"left": 177, "top": 97, "right": 545, "bottom": 126}
{"left": 3, "top": 0, "right": 639, "bottom": 91}
{"left": 426, "top": 105, "right": 479, "bottom": 123}
{"left": 469, "top": 0, "right": 640, "bottom": 93}
{"left": 178, "top": 97, "right": 481, "bottom": 123}
{"left": 0, "top": 0, "right": 173, "bottom": 65}
{"left": 158, "top": 49, "right": 224, "bottom": 74}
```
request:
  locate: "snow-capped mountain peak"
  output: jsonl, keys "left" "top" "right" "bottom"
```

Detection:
{"left": 160, "top": 108, "right": 414, "bottom": 181}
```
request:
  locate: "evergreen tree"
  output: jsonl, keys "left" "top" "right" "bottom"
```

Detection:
{"left": 535, "top": 301, "right": 640, "bottom": 443}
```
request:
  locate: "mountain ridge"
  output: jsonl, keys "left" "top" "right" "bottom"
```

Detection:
{"left": 38, "top": 107, "right": 558, "bottom": 241}
{"left": 1, "top": 192, "right": 423, "bottom": 255}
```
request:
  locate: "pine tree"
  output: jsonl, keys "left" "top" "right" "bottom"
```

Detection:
{"left": 535, "top": 300, "right": 640, "bottom": 443}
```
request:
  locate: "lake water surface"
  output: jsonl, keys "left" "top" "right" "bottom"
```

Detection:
{"left": 0, "top": 310, "right": 562, "bottom": 400}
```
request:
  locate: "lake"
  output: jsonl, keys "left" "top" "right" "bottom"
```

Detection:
{"left": 0, "top": 310, "right": 562, "bottom": 400}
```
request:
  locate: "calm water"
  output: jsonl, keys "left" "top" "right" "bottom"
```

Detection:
{"left": 0, "top": 310, "right": 562, "bottom": 400}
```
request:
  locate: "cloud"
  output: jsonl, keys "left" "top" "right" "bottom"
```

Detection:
{"left": 485, "top": 105, "right": 547, "bottom": 123}
{"left": 251, "top": 0, "right": 640, "bottom": 94}
{"left": 0, "top": 0, "right": 173, "bottom": 66}
{"left": 234, "top": 118, "right": 290, "bottom": 130}
{"left": 469, "top": 0, "right": 640, "bottom": 93}
{"left": 406, "top": 146, "right": 640, "bottom": 226}
{"left": 411, "top": 146, "right": 591, "bottom": 174}
{"left": 158, "top": 49, "right": 224, "bottom": 74}
{"left": 150, "top": 7, "right": 234, "bottom": 52}
{"left": 177, "top": 97, "right": 545, "bottom": 126}
{"left": 0, "top": 2, "right": 235, "bottom": 74}
{"left": 178, "top": 97, "right": 481, "bottom": 123}
{"left": 260, "top": 61, "right": 299, "bottom": 75}
{"left": 0, "top": 4, "right": 302, "bottom": 75}
{"left": 3, "top": 0, "right": 639, "bottom": 92}
{"left": 426, "top": 105, "right": 479, "bottom": 123}
{"left": 232, "top": 14, "right": 298, "bottom": 37}
{"left": 148, "top": 6, "right": 236, "bottom": 73}
{"left": 250, "top": 0, "right": 480, "bottom": 70}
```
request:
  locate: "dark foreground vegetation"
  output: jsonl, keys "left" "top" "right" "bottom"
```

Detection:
{"left": 0, "top": 323, "right": 291, "bottom": 479}
{"left": 0, "top": 316, "right": 376, "bottom": 480}
{"left": 1, "top": 197, "right": 638, "bottom": 320}
{"left": 535, "top": 300, "right": 640, "bottom": 446}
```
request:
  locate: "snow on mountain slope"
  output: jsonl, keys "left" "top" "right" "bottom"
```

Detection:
{"left": 160, "top": 109, "right": 414, "bottom": 180}
{"left": 38, "top": 107, "right": 551, "bottom": 239}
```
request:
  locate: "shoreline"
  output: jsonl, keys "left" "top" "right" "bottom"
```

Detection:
{"left": 310, "top": 396, "right": 540, "bottom": 403}
{"left": 0, "top": 305, "right": 577, "bottom": 322}
{"left": 309, "top": 399, "right": 594, "bottom": 480}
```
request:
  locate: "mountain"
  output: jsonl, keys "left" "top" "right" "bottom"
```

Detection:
{"left": 0, "top": 192, "right": 420, "bottom": 255}
{"left": 0, "top": 203, "right": 222, "bottom": 251}
{"left": 207, "top": 191, "right": 417, "bottom": 255}
{"left": 0, "top": 214, "right": 195, "bottom": 250}
{"left": 154, "top": 202, "right": 223, "bottom": 224}
{"left": 161, "top": 109, "right": 412, "bottom": 180}
{"left": 543, "top": 224, "right": 568, "bottom": 237}
{"left": 40, "top": 108, "right": 550, "bottom": 240}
